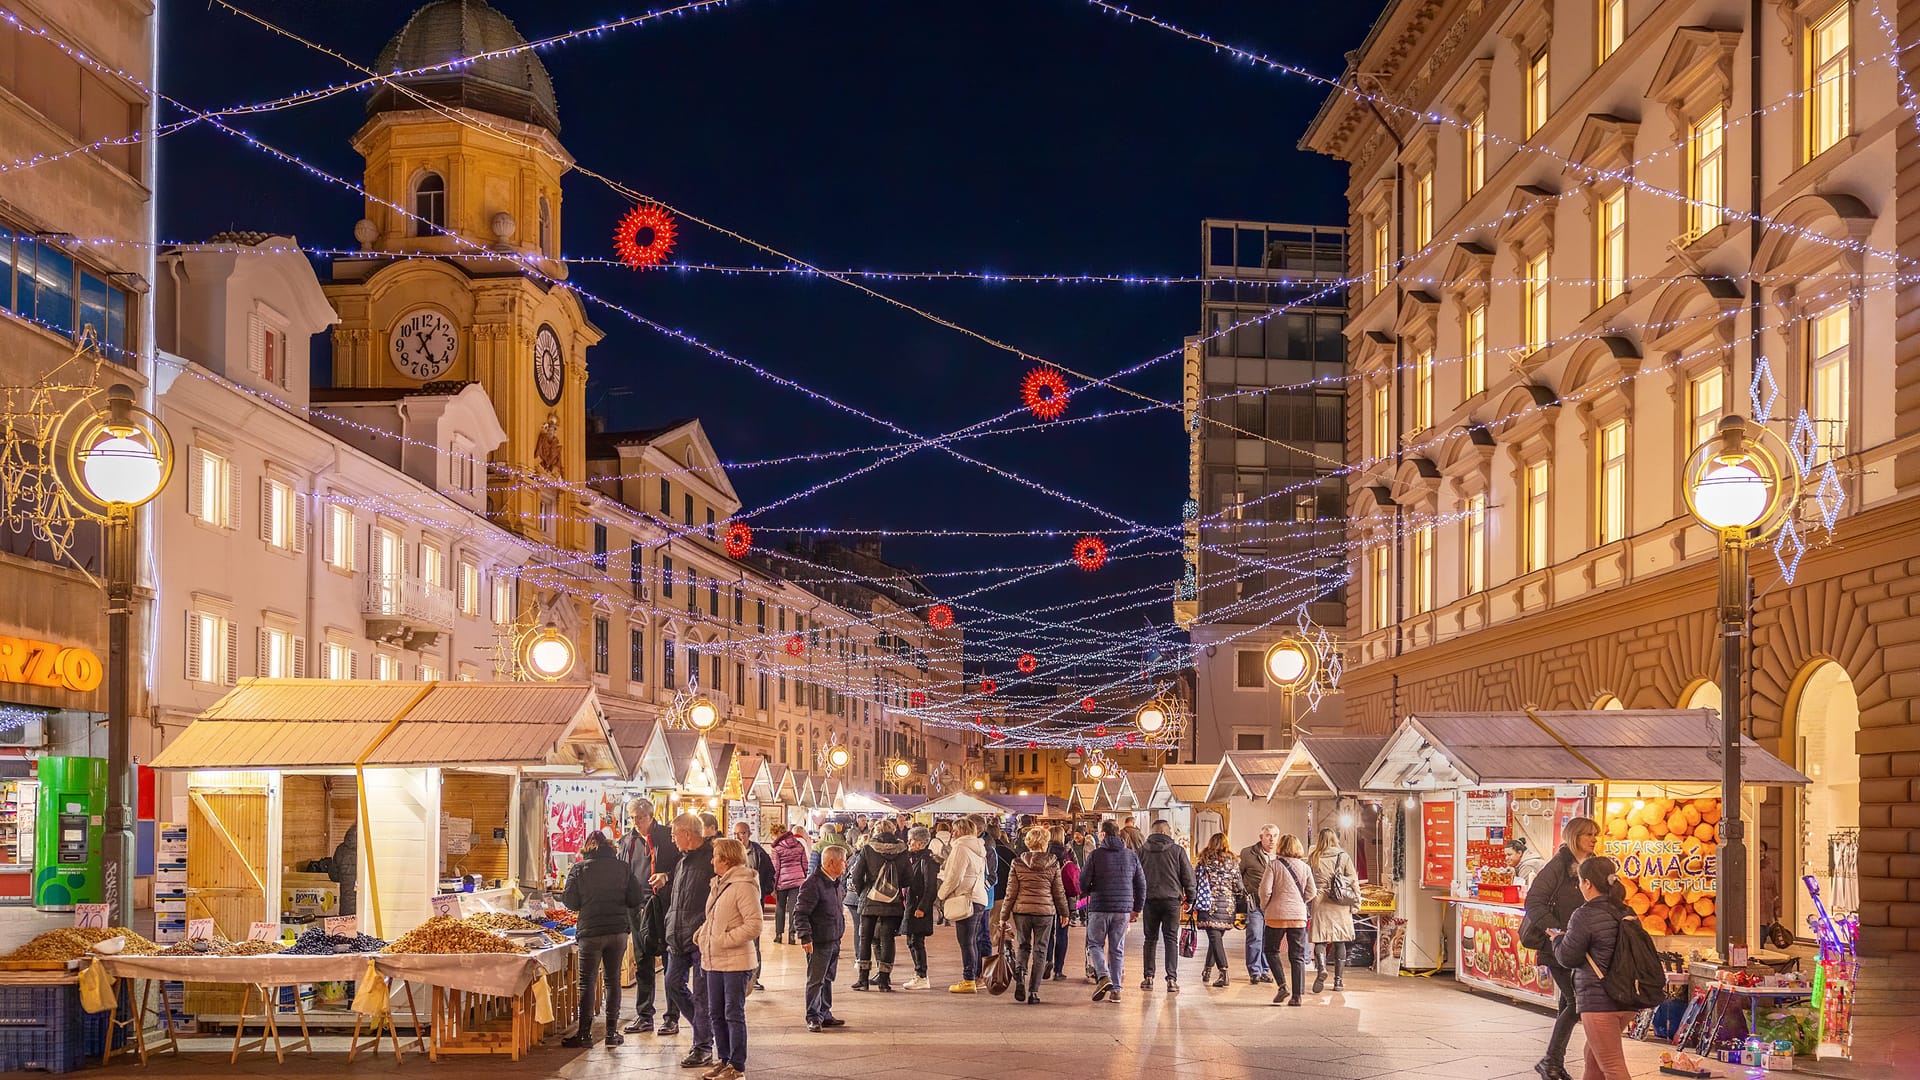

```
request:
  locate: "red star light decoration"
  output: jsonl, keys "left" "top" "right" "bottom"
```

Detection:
{"left": 980, "top": 678, "right": 997, "bottom": 695}
{"left": 1021, "top": 366, "right": 1070, "bottom": 421}
{"left": 613, "top": 203, "right": 677, "bottom": 269}
{"left": 1094, "top": 724, "right": 1107, "bottom": 737}
{"left": 722, "top": 521, "right": 752, "bottom": 558}
{"left": 1016, "top": 653, "right": 1037, "bottom": 674}
{"left": 927, "top": 604, "right": 954, "bottom": 629}
{"left": 1080, "top": 696, "right": 1097, "bottom": 712}
{"left": 910, "top": 691, "right": 927, "bottom": 708}
{"left": 1072, "top": 535, "right": 1108, "bottom": 571}
{"left": 784, "top": 634, "right": 805, "bottom": 657}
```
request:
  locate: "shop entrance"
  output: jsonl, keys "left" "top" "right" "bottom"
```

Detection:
{"left": 1786, "top": 660, "right": 1860, "bottom": 933}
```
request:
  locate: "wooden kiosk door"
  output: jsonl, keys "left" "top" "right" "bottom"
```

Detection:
{"left": 186, "top": 785, "right": 269, "bottom": 936}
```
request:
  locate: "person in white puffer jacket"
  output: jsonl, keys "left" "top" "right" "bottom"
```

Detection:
{"left": 935, "top": 816, "right": 991, "bottom": 992}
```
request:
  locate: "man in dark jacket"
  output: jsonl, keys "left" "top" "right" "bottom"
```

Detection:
{"left": 1079, "top": 820, "right": 1146, "bottom": 1003}
{"left": 329, "top": 824, "right": 358, "bottom": 918}
{"left": 731, "top": 820, "right": 776, "bottom": 991}
{"left": 560, "top": 832, "right": 642, "bottom": 1047}
{"left": 662, "top": 813, "right": 717, "bottom": 1069}
{"left": 1523, "top": 818, "right": 1598, "bottom": 1080}
{"left": 1239, "top": 825, "right": 1278, "bottom": 984}
{"left": 618, "top": 798, "right": 676, "bottom": 1034}
{"left": 1136, "top": 820, "right": 1196, "bottom": 991}
{"left": 898, "top": 826, "right": 940, "bottom": 989}
{"left": 846, "top": 820, "right": 908, "bottom": 992}
{"left": 794, "top": 844, "right": 849, "bottom": 1032}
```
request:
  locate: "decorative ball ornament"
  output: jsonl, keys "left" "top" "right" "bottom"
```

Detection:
{"left": 1094, "top": 724, "right": 1107, "bottom": 737}
{"left": 1016, "top": 653, "right": 1037, "bottom": 674}
{"left": 1020, "top": 366, "right": 1070, "bottom": 421}
{"left": 910, "top": 691, "right": 927, "bottom": 708}
{"left": 784, "top": 634, "right": 805, "bottom": 657}
{"left": 1080, "top": 696, "right": 1096, "bottom": 712}
{"left": 722, "top": 521, "right": 752, "bottom": 558}
{"left": 612, "top": 203, "right": 677, "bottom": 269}
{"left": 988, "top": 726, "right": 1003, "bottom": 741}
{"left": 1072, "top": 535, "right": 1108, "bottom": 571}
{"left": 979, "top": 678, "right": 997, "bottom": 695}
{"left": 927, "top": 604, "right": 954, "bottom": 629}
{"left": 1028, "top": 740, "right": 1037, "bottom": 749}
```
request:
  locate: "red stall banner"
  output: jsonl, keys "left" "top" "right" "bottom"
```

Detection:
{"left": 1422, "top": 799, "right": 1455, "bottom": 889}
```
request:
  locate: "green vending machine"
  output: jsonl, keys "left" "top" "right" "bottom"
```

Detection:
{"left": 33, "top": 756, "right": 105, "bottom": 910}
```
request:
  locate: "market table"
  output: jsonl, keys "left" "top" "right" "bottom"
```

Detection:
{"left": 98, "top": 952, "right": 398, "bottom": 1064}
{"left": 374, "top": 943, "right": 574, "bottom": 1061}
{"left": 1677, "top": 982, "right": 1818, "bottom": 1054}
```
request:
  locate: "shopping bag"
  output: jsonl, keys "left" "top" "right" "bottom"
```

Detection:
{"left": 1179, "top": 913, "right": 1198, "bottom": 959}
{"left": 531, "top": 977, "right": 555, "bottom": 1024}
{"left": 983, "top": 946, "right": 1013, "bottom": 995}
{"left": 350, "top": 960, "right": 390, "bottom": 1018}
{"left": 79, "top": 959, "right": 115, "bottom": 1014}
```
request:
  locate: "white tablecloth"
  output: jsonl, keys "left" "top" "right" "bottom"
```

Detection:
{"left": 100, "top": 952, "right": 374, "bottom": 985}
{"left": 371, "top": 943, "right": 571, "bottom": 998}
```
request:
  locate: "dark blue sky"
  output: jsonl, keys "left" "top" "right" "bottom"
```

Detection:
{"left": 159, "top": 0, "right": 1381, "bottom": 664}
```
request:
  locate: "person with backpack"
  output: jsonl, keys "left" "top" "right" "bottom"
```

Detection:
{"left": 1306, "top": 828, "right": 1360, "bottom": 994}
{"left": 846, "top": 818, "right": 908, "bottom": 991}
{"left": 1193, "top": 832, "right": 1244, "bottom": 987}
{"left": 1552, "top": 856, "right": 1650, "bottom": 1080}
{"left": 1525, "top": 817, "right": 1601, "bottom": 1080}
{"left": 898, "top": 826, "right": 941, "bottom": 989}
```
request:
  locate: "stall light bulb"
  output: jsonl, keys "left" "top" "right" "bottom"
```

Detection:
{"left": 1404, "top": 795, "right": 1416, "bottom": 808}
{"left": 1693, "top": 461, "right": 1770, "bottom": 530}
{"left": 1339, "top": 812, "right": 1354, "bottom": 829}
{"left": 1607, "top": 802, "right": 1623, "bottom": 815}
{"left": 1631, "top": 799, "right": 1645, "bottom": 811}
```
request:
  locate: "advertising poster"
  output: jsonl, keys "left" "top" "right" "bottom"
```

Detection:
{"left": 1597, "top": 796, "right": 1721, "bottom": 936}
{"left": 1422, "top": 800, "right": 1455, "bottom": 888}
{"left": 1462, "top": 789, "right": 1509, "bottom": 879}
{"left": 545, "top": 781, "right": 610, "bottom": 856}
{"left": 1457, "top": 903, "right": 1557, "bottom": 1007}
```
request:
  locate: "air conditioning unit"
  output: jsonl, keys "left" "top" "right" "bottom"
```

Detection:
{"left": 0, "top": 708, "right": 48, "bottom": 747}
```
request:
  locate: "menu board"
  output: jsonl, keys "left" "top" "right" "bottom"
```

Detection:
{"left": 1422, "top": 800, "right": 1455, "bottom": 888}
{"left": 1457, "top": 903, "right": 1557, "bottom": 1007}
{"left": 1463, "top": 789, "right": 1509, "bottom": 881}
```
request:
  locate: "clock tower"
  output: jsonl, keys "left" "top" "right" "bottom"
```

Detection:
{"left": 323, "top": 0, "right": 602, "bottom": 546}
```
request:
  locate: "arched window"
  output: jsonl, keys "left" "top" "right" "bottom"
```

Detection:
{"left": 413, "top": 173, "right": 446, "bottom": 235}
{"left": 538, "top": 196, "right": 553, "bottom": 256}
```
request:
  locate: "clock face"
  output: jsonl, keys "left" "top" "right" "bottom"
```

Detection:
{"left": 534, "top": 325, "right": 564, "bottom": 406}
{"left": 389, "top": 308, "right": 459, "bottom": 381}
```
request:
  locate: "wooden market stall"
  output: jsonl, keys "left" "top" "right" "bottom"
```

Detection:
{"left": 1148, "top": 763, "right": 1219, "bottom": 847}
{"left": 1356, "top": 710, "right": 1808, "bottom": 1008}
{"left": 1203, "top": 751, "right": 1296, "bottom": 843}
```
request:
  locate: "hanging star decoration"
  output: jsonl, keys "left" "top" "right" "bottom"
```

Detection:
{"left": 979, "top": 678, "right": 996, "bottom": 694}
{"left": 927, "top": 604, "right": 954, "bottom": 629}
{"left": 613, "top": 202, "right": 678, "bottom": 269}
{"left": 1020, "top": 366, "right": 1070, "bottom": 421}
{"left": 1072, "top": 535, "right": 1107, "bottom": 571}
{"left": 784, "top": 634, "right": 805, "bottom": 657}
{"left": 722, "top": 521, "right": 752, "bottom": 558}
{"left": 1016, "top": 653, "right": 1037, "bottom": 674}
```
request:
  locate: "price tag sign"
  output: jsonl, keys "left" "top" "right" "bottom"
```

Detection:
{"left": 248, "top": 921, "right": 280, "bottom": 942}
{"left": 324, "top": 916, "right": 357, "bottom": 937}
{"left": 74, "top": 904, "right": 110, "bottom": 929}
{"left": 186, "top": 918, "right": 216, "bottom": 941}
{"left": 430, "top": 894, "right": 463, "bottom": 919}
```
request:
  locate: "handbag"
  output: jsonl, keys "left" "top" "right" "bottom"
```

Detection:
{"left": 983, "top": 946, "right": 1013, "bottom": 995}
{"left": 1327, "top": 853, "right": 1361, "bottom": 909}
{"left": 1179, "top": 912, "right": 1198, "bottom": 959}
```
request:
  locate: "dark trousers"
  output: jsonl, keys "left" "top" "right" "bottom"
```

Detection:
{"left": 774, "top": 887, "right": 799, "bottom": 939}
{"left": 954, "top": 903, "right": 985, "bottom": 980}
{"left": 664, "top": 947, "right": 710, "bottom": 1053}
{"left": 1312, "top": 940, "right": 1348, "bottom": 980}
{"left": 704, "top": 968, "right": 749, "bottom": 1070}
{"left": 628, "top": 908, "right": 669, "bottom": 1024}
{"left": 575, "top": 933, "right": 624, "bottom": 1039}
{"left": 1139, "top": 898, "right": 1182, "bottom": 980}
{"left": 906, "top": 932, "right": 929, "bottom": 978}
{"left": 805, "top": 942, "right": 839, "bottom": 1023}
{"left": 1261, "top": 924, "right": 1309, "bottom": 1000}
{"left": 1013, "top": 914, "right": 1053, "bottom": 994}
{"left": 1204, "top": 927, "right": 1229, "bottom": 972}
{"left": 1050, "top": 919, "right": 1070, "bottom": 975}
{"left": 1545, "top": 960, "right": 1579, "bottom": 1066}
{"left": 855, "top": 914, "right": 900, "bottom": 974}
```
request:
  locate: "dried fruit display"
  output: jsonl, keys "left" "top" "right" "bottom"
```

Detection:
{"left": 463, "top": 912, "right": 565, "bottom": 944}
{"left": 281, "top": 927, "right": 386, "bottom": 955}
{"left": 382, "top": 915, "right": 527, "bottom": 955}
{"left": 217, "top": 940, "right": 283, "bottom": 956}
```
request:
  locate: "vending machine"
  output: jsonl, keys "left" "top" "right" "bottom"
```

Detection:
{"left": 33, "top": 756, "right": 105, "bottom": 910}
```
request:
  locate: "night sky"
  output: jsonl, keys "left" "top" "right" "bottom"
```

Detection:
{"left": 158, "top": 0, "right": 1382, "bottom": 673}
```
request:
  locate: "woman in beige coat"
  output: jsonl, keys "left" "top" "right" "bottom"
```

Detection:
{"left": 695, "top": 839, "right": 762, "bottom": 1080}
{"left": 1306, "top": 828, "right": 1360, "bottom": 994}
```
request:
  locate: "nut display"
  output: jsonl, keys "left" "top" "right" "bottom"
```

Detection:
{"left": 382, "top": 915, "right": 528, "bottom": 955}
{"left": 463, "top": 912, "right": 566, "bottom": 944}
{"left": 5, "top": 927, "right": 162, "bottom": 961}
{"left": 158, "top": 936, "right": 228, "bottom": 957}
{"left": 218, "top": 940, "right": 283, "bottom": 956}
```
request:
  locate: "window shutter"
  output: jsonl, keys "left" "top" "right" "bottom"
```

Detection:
{"left": 223, "top": 619, "right": 239, "bottom": 686}
{"left": 247, "top": 312, "right": 265, "bottom": 375}
{"left": 347, "top": 518, "right": 359, "bottom": 571}
{"left": 225, "top": 459, "right": 241, "bottom": 530}
{"left": 259, "top": 478, "right": 274, "bottom": 544}
{"left": 348, "top": 650, "right": 360, "bottom": 680}
{"left": 187, "top": 448, "right": 205, "bottom": 520}
{"left": 457, "top": 563, "right": 471, "bottom": 614}
{"left": 257, "top": 627, "right": 270, "bottom": 677}
{"left": 292, "top": 636, "right": 306, "bottom": 679}
{"left": 367, "top": 527, "right": 384, "bottom": 577}
{"left": 320, "top": 507, "right": 336, "bottom": 565}
{"left": 291, "top": 491, "right": 307, "bottom": 554}
{"left": 185, "top": 611, "right": 201, "bottom": 681}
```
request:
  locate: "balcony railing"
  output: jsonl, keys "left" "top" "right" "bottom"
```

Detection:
{"left": 362, "top": 574, "right": 455, "bottom": 631}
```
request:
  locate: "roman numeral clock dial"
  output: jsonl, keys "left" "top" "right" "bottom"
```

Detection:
{"left": 388, "top": 307, "right": 459, "bottom": 381}
{"left": 534, "top": 324, "right": 564, "bottom": 406}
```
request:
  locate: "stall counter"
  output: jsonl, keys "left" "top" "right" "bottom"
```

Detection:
{"left": 1442, "top": 897, "right": 1558, "bottom": 1009}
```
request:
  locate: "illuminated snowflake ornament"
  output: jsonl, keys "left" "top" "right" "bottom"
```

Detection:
{"left": 1772, "top": 514, "right": 1806, "bottom": 584}
{"left": 1749, "top": 356, "right": 1780, "bottom": 425}
{"left": 1813, "top": 460, "right": 1846, "bottom": 531}
{"left": 1787, "top": 410, "right": 1819, "bottom": 479}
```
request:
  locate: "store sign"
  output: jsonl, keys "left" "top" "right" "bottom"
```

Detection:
{"left": 74, "top": 904, "right": 109, "bottom": 928}
{"left": 247, "top": 922, "right": 279, "bottom": 942}
{"left": 0, "top": 635, "right": 103, "bottom": 693}
{"left": 1458, "top": 904, "right": 1556, "bottom": 1006}
{"left": 1463, "top": 789, "right": 1509, "bottom": 880}
{"left": 325, "top": 916, "right": 357, "bottom": 937}
{"left": 430, "top": 894, "right": 462, "bottom": 919}
{"left": 186, "top": 918, "right": 215, "bottom": 941}
{"left": 1422, "top": 800, "right": 1455, "bottom": 889}
{"left": 1597, "top": 796, "right": 1722, "bottom": 937}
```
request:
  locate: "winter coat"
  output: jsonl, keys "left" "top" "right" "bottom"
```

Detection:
{"left": 1138, "top": 833, "right": 1196, "bottom": 903}
{"left": 1307, "top": 847, "right": 1359, "bottom": 943}
{"left": 899, "top": 848, "right": 940, "bottom": 936}
{"left": 937, "top": 834, "right": 991, "bottom": 909}
{"left": 616, "top": 827, "right": 659, "bottom": 900}
{"left": 1257, "top": 855, "right": 1317, "bottom": 926}
{"left": 694, "top": 864, "right": 763, "bottom": 972}
{"left": 772, "top": 833, "right": 809, "bottom": 890}
{"left": 1555, "top": 896, "right": 1628, "bottom": 1014}
{"left": 1238, "top": 841, "right": 1274, "bottom": 899}
{"left": 1069, "top": 839, "right": 1092, "bottom": 866}
{"left": 561, "top": 847, "right": 643, "bottom": 939}
{"left": 1193, "top": 852, "right": 1244, "bottom": 930}
{"left": 665, "top": 839, "right": 716, "bottom": 953}
{"left": 1000, "top": 851, "right": 1069, "bottom": 918}
{"left": 1523, "top": 846, "right": 1586, "bottom": 964}
{"left": 1079, "top": 836, "right": 1147, "bottom": 914}
{"left": 791, "top": 868, "right": 847, "bottom": 946}
{"left": 848, "top": 836, "right": 909, "bottom": 917}
{"left": 330, "top": 828, "right": 359, "bottom": 917}
{"left": 740, "top": 840, "right": 776, "bottom": 898}
{"left": 1060, "top": 858, "right": 1081, "bottom": 899}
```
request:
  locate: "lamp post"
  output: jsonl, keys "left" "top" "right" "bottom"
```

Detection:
{"left": 62, "top": 384, "right": 172, "bottom": 929}
{"left": 1263, "top": 636, "right": 1317, "bottom": 746}
{"left": 1682, "top": 414, "right": 1798, "bottom": 960}
{"left": 518, "top": 623, "right": 576, "bottom": 681}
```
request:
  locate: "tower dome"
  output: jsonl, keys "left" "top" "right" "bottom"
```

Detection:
{"left": 368, "top": 0, "right": 559, "bottom": 135}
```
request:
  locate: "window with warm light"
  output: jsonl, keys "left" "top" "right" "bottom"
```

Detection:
{"left": 1689, "top": 369, "right": 1725, "bottom": 450}
{"left": 419, "top": 663, "right": 442, "bottom": 682}
{"left": 457, "top": 559, "right": 480, "bottom": 616}
{"left": 1464, "top": 494, "right": 1487, "bottom": 594}
{"left": 1688, "top": 106, "right": 1726, "bottom": 237}
{"left": 187, "top": 610, "right": 232, "bottom": 685}
{"left": 1596, "top": 188, "right": 1627, "bottom": 305}
{"left": 1523, "top": 251, "right": 1550, "bottom": 355}
{"left": 324, "top": 504, "right": 355, "bottom": 570}
{"left": 373, "top": 652, "right": 397, "bottom": 680}
{"left": 1524, "top": 460, "right": 1551, "bottom": 572}
{"left": 1598, "top": 0, "right": 1625, "bottom": 61}
{"left": 1369, "top": 220, "right": 1389, "bottom": 296}
{"left": 419, "top": 543, "right": 444, "bottom": 590}
{"left": 491, "top": 574, "right": 515, "bottom": 626}
{"left": 1464, "top": 303, "right": 1487, "bottom": 398}
{"left": 1465, "top": 112, "right": 1487, "bottom": 195}
{"left": 1810, "top": 305, "right": 1851, "bottom": 462}
{"left": 260, "top": 477, "right": 298, "bottom": 551}
{"left": 1412, "top": 348, "right": 1434, "bottom": 432}
{"left": 1525, "top": 48, "right": 1550, "bottom": 137}
{"left": 1370, "top": 384, "right": 1392, "bottom": 460}
{"left": 1411, "top": 525, "right": 1434, "bottom": 614}
{"left": 257, "top": 625, "right": 300, "bottom": 678}
{"left": 189, "top": 446, "right": 233, "bottom": 528}
{"left": 324, "top": 641, "right": 355, "bottom": 680}
{"left": 1414, "top": 171, "right": 1433, "bottom": 248}
{"left": 1368, "top": 545, "right": 1391, "bottom": 630}
{"left": 1807, "top": 4, "right": 1852, "bottom": 160}
{"left": 1598, "top": 419, "right": 1628, "bottom": 544}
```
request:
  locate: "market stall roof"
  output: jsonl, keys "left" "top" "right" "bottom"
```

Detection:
{"left": 1358, "top": 711, "right": 1811, "bottom": 791}
{"left": 1120, "top": 770, "right": 1155, "bottom": 810}
{"left": 1068, "top": 783, "right": 1097, "bottom": 813}
{"left": 916, "top": 791, "right": 1009, "bottom": 817}
{"left": 750, "top": 761, "right": 796, "bottom": 804}
{"left": 607, "top": 717, "right": 657, "bottom": 767}
{"left": 792, "top": 772, "right": 818, "bottom": 807}
{"left": 708, "top": 743, "right": 740, "bottom": 793}
{"left": 663, "top": 733, "right": 724, "bottom": 794}
{"left": 841, "top": 790, "right": 900, "bottom": 813}
{"left": 152, "top": 679, "right": 625, "bottom": 777}
{"left": 1092, "top": 776, "right": 1129, "bottom": 812}
{"left": 1269, "top": 735, "right": 1391, "bottom": 801}
{"left": 1208, "top": 751, "right": 1290, "bottom": 802}
{"left": 986, "top": 793, "right": 1066, "bottom": 818}
{"left": 1155, "top": 764, "right": 1217, "bottom": 807}
{"left": 889, "top": 794, "right": 928, "bottom": 811}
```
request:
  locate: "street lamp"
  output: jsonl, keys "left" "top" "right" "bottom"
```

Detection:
{"left": 1086, "top": 762, "right": 1106, "bottom": 780}
{"left": 685, "top": 697, "right": 718, "bottom": 731}
{"left": 1134, "top": 701, "right": 1168, "bottom": 738}
{"left": 971, "top": 778, "right": 986, "bottom": 792}
{"left": 58, "top": 384, "right": 172, "bottom": 929}
{"left": 1682, "top": 414, "right": 1799, "bottom": 960}
{"left": 1263, "top": 638, "right": 1314, "bottom": 689}
{"left": 519, "top": 623, "right": 576, "bottom": 681}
